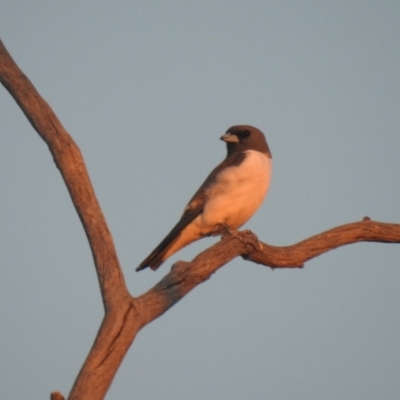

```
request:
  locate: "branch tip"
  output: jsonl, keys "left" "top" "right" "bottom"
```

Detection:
{"left": 50, "top": 392, "right": 65, "bottom": 400}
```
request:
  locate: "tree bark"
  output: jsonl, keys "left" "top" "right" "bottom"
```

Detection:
{"left": 1, "top": 40, "right": 399, "bottom": 400}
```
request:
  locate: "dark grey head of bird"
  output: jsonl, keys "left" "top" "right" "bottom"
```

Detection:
{"left": 220, "top": 125, "right": 272, "bottom": 158}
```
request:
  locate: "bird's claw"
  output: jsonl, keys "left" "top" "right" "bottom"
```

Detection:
{"left": 219, "top": 223, "right": 241, "bottom": 239}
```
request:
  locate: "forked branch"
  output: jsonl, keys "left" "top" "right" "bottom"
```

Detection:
{"left": 1, "top": 39, "right": 399, "bottom": 400}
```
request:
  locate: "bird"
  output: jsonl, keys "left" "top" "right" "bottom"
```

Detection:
{"left": 136, "top": 125, "right": 272, "bottom": 271}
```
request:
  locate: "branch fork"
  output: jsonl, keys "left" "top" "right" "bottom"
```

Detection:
{"left": 1, "top": 40, "right": 399, "bottom": 400}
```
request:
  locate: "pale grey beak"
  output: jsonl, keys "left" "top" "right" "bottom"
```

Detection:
{"left": 220, "top": 132, "right": 239, "bottom": 143}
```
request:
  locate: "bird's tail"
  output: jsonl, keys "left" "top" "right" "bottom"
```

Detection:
{"left": 136, "top": 247, "right": 170, "bottom": 271}
{"left": 136, "top": 207, "right": 203, "bottom": 271}
{"left": 136, "top": 224, "right": 197, "bottom": 271}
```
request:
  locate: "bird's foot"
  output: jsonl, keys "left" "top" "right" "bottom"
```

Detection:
{"left": 227, "top": 227, "right": 264, "bottom": 248}
{"left": 217, "top": 225, "right": 263, "bottom": 251}
{"left": 218, "top": 223, "right": 241, "bottom": 240}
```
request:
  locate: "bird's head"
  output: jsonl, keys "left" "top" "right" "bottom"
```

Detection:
{"left": 220, "top": 125, "right": 271, "bottom": 158}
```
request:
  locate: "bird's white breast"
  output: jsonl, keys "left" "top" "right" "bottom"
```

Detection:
{"left": 199, "top": 150, "right": 272, "bottom": 232}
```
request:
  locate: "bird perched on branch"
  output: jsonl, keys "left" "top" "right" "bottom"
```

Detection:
{"left": 136, "top": 125, "right": 272, "bottom": 271}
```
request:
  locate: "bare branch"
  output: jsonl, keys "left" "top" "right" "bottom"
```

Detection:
{"left": 139, "top": 220, "right": 400, "bottom": 322}
{"left": 1, "top": 39, "right": 399, "bottom": 400}
{"left": 51, "top": 392, "right": 65, "bottom": 400}
{"left": 0, "top": 39, "right": 128, "bottom": 308}
{"left": 248, "top": 219, "right": 400, "bottom": 268}
{"left": 0, "top": 39, "right": 133, "bottom": 400}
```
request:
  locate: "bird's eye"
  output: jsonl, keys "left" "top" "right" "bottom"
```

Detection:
{"left": 242, "top": 130, "right": 250, "bottom": 137}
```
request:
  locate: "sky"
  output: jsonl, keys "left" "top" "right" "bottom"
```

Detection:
{"left": 1, "top": 1, "right": 400, "bottom": 399}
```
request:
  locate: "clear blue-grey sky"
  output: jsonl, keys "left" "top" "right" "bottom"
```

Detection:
{"left": 1, "top": 2, "right": 400, "bottom": 399}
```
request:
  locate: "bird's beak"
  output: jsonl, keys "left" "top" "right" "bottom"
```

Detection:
{"left": 220, "top": 132, "right": 239, "bottom": 143}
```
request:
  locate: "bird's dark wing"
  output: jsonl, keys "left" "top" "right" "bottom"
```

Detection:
{"left": 136, "top": 204, "right": 204, "bottom": 271}
{"left": 136, "top": 152, "right": 246, "bottom": 271}
{"left": 183, "top": 151, "right": 246, "bottom": 210}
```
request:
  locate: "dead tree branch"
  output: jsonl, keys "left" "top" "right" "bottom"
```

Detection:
{"left": 1, "top": 40, "right": 399, "bottom": 400}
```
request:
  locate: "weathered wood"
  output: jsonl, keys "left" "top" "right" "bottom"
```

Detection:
{"left": 1, "top": 39, "right": 399, "bottom": 400}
